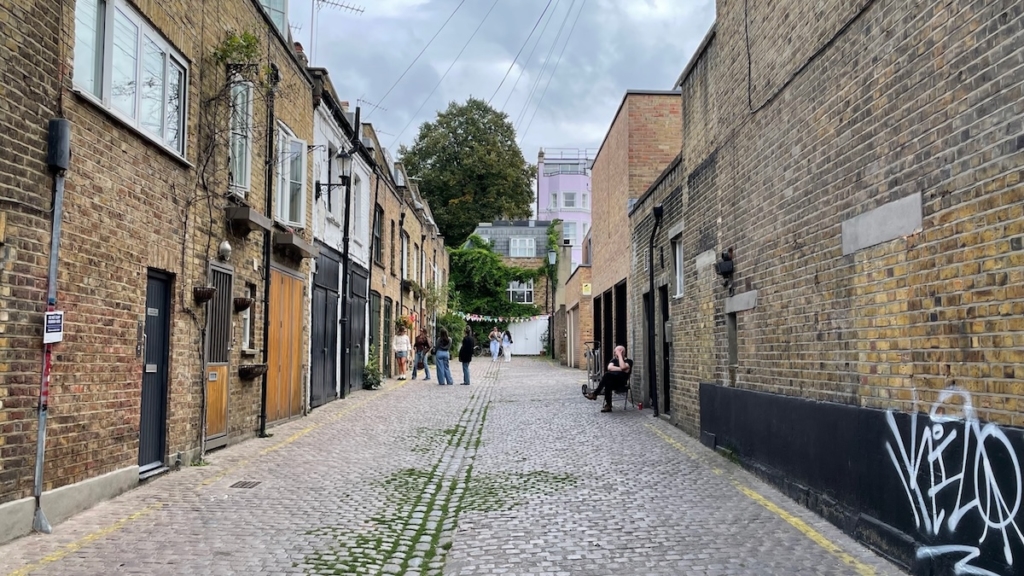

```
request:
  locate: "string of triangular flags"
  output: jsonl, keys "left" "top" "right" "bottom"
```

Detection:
{"left": 454, "top": 311, "right": 551, "bottom": 323}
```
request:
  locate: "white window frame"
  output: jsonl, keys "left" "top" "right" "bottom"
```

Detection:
{"left": 401, "top": 232, "right": 409, "bottom": 280}
{"left": 550, "top": 193, "right": 558, "bottom": 211}
{"left": 73, "top": 0, "right": 189, "bottom": 157}
{"left": 507, "top": 280, "right": 534, "bottom": 304}
{"left": 275, "top": 123, "right": 307, "bottom": 228}
{"left": 241, "top": 285, "right": 254, "bottom": 349}
{"left": 563, "top": 192, "right": 577, "bottom": 208}
{"left": 509, "top": 237, "right": 535, "bottom": 258}
{"left": 260, "top": 0, "right": 288, "bottom": 35}
{"left": 563, "top": 222, "right": 577, "bottom": 246}
{"left": 582, "top": 193, "right": 590, "bottom": 210}
{"left": 352, "top": 174, "right": 365, "bottom": 239}
{"left": 229, "top": 80, "right": 253, "bottom": 196}
{"left": 672, "top": 237, "right": 684, "bottom": 297}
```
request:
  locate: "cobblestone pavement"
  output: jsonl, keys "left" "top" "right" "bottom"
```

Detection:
{"left": 0, "top": 358, "right": 903, "bottom": 576}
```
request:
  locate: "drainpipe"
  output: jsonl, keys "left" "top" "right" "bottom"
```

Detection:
{"left": 259, "top": 64, "right": 280, "bottom": 438}
{"left": 31, "top": 119, "right": 71, "bottom": 533}
{"left": 647, "top": 204, "right": 664, "bottom": 418}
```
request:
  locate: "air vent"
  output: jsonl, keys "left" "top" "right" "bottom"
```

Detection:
{"left": 230, "top": 481, "right": 261, "bottom": 489}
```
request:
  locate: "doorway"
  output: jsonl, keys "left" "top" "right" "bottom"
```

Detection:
{"left": 267, "top": 268, "right": 304, "bottom": 423}
{"left": 310, "top": 248, "right": 340, "bottom": 408}
{"left": 140, "top": 271, "right": 171, "bottom": 474}
{"left": 659, "top": 285, "right": 671, "bottom": 415}
{"left": 205, "top": 265, "right": 233, "bottom": 449}
{"left": 346, "top": 268, "right": 368, "bottom": 396}
{"left": 383, "top": 297, "right": 393, "bottom": 377}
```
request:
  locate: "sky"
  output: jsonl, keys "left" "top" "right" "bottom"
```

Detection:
{"left": 289, "top": 0, "right": 716, "bottom": 161}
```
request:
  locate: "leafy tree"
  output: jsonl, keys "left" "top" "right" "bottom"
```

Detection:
{"left": 399, "top": 98, "right": 535, "bottom": 246}
{"left": 449, "top": 235, "right": 540, "bottom": 320}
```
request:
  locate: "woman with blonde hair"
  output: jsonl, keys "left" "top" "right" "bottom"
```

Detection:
{"left": 393, "top": 326, "right": 412, "bottom": 380}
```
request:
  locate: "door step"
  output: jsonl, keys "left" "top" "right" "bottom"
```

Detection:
{"left": 139, "top": 466, "right": 169, "bottom": 481}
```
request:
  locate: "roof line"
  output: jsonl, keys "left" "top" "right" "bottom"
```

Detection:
{"left": 674, "top": 23, "right": 717, "bottom": 89}
{"left": 628, "top": 152, "right": 683, "bottom": 217}
{"left": 592, "top": 89, "right": 681, "bottom": 169}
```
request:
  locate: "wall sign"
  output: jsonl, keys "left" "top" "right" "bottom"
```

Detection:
{"left": 43, "top": 311, "right": 64, "bottom": 344}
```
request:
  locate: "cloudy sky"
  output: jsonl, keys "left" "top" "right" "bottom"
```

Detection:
{"left": 289, "top": 0, "right": 716, "bottom": 160}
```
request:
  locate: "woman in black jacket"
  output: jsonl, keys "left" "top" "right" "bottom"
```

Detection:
{"left": 458, "top": 326, "right": 475, "bottom": 385}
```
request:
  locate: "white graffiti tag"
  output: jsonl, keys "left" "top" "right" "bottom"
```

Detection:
{"left": 885, "top": 389, "right": 1024, "bottom": 576}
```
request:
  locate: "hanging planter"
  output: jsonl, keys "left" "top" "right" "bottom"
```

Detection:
{"left": 238, "top": 364, "right": 268, "bottom": 380}
{"left": 233, "top": 296, "right": 254, "bottom": 313}
{"left": 193, "top": 285, "right": 217, "bottom": 304}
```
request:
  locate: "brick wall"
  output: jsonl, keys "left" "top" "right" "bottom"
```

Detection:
{"left": 0, "top": 0, "right": 317, "bottom": 506}
{"left": 664, "top": 0, "right": 1024, "bottom": 432}
{"left": 564, "top": 265, "right": 593, "bottom": 369}
{"left": 0, "top": 0, "right": 62, "bottom": 502}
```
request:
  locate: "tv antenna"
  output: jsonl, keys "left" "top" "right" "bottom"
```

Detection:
{"left": 310, "top": 1, "right": 365, "bottom": 64}
{"left": 357, "top": 98, "right": 388, "bottom": 114}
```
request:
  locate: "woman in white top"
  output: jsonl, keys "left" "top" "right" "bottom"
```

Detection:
{"left": 393, "top": 326, "right": 412, "bottom": 380}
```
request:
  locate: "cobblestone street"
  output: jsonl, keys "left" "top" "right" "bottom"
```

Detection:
{"left": 0, "top": 359, "right": 902, "bottom": 576}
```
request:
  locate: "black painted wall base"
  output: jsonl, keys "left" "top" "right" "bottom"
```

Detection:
{"left": 699, "top": 383, "right": 1024, "bottom": 576}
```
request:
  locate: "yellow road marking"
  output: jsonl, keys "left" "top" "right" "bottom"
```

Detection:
{"left": 7, "top": 379, "right": 411, "bottom": 575}
{"left": 646, "top": 424, "right": 876, "bottom": 576}
{"left": 5, "top": 503, "right": 162, "bottom": 576}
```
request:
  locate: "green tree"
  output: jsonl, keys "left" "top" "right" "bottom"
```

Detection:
{"left": 450, "top": 235, "right": 540, "bottom": 319}
{"left": 399, "top": 98, "right": 535, "bottom": 246}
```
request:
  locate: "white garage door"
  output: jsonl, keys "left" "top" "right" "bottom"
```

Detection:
{"left": 508, "top": 318, "right": 547, "bottom": 355}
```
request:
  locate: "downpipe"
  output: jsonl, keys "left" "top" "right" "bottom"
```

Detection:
{"left": 259, "top": 65, "right": 280, "bottom": 438}
{"left": 32, "top": 118, "right": 72, "bottom": 533}
{"left": 646, "top": 204, "right": 664, "bottom": 418}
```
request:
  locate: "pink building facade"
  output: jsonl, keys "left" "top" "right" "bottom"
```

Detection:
{"left": 535, "top": 148, "right": 595, "bottom": 269}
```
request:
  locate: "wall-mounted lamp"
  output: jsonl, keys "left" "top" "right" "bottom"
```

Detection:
{"left": 218, "top": 240, "right": 232, "bottom": 261}
{"left": 315, "top": 148, "right": 353, "bottom": 203}
{"left": 715, "top": 247, "right": 735, "bottom": 294}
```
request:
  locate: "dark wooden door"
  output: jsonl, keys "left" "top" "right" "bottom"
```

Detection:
{"left": 383, "top": 298, "right": 393, "bottom": 377}
{"left": 345, "top": 270, "right": 368, "bottom": 396}
{"left": 140, "top": 271, "right": 171, "bottom": 473}
{"left": 310, "top": 285, "right": 338, "bottom": 407}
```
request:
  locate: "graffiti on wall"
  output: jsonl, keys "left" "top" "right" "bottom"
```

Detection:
{"left": 885, "top": 389, "right": 1024, "bottom": 576}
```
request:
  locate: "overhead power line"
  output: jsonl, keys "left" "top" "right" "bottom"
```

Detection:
{"left": 488, "top": 0, "right": 554, "bottom": 105}
{"left": 519, "top": 0, "right": 586, "bottom": 145}
{"left": 501, "top": 0, "right": 562, "bottom": 112}
{"left": 514, "top": 0, "right": 576, "bottom": 130}
{"left": 366, "top": 0, "right": 469, "bottom": 119}
{"left": 390, "top": 0, "right": 502, "bottom": 148}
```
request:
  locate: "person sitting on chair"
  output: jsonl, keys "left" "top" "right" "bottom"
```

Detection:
{"left": 585, "top": 345, "right": 633, "bottom": 412}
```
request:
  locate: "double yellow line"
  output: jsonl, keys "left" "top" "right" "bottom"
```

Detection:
{"left": 646, "top": 424, "right": 876, "bottom": 576}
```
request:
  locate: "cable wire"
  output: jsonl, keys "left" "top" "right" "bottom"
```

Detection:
{"left": 366, "top": 0, "right": 468, "bottom": 119}
{"left": 518, "top": 0, "right": 586, "bottom": 144}
{"left": 488, "top": 0, "right": 553, "bottom": 105}
{"left": 501, "top": 0, "right": 561, "bottom": 112}
{"left": 390, "top": 0, "right": 502, "bottom": 148}
{"left": 513, "top": 0, "right": 575, "bottom": 130}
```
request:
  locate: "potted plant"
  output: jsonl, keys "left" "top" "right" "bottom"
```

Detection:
{"left": 239, "top": 363, "right": 268, "bottom": 380}
{"left": 193, "top": 285, "right": 217, "bottom": 304}
{"left": 233, "top": 296, "right": 254, "bottom": 312}
{"left": 363, "top": 346, "right": 382, "bottom": 390}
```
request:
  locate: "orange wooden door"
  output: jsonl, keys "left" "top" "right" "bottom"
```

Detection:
{"left": 268, "top": 269, "right": 304, "bottom": 422}
{"left": 206, "top": 365, "right": 228, "bottom": 438}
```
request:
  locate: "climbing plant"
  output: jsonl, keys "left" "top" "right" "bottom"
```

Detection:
{"left": 448, "top": 235, "right": 540, "bottom": 320}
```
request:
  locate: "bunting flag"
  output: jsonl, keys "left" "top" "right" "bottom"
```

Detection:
{"left": 453, "top": 311, "right": 550, "bottom": 323}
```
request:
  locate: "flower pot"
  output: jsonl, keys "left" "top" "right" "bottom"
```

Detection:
{"left": 233, "top": 296, "right": 254, "bottom": 313}
{"left": 238, "top": 364, "right": 268, "bottom": 380}
{"left": 193, "top": 286, "right": 217, "bottom": 304}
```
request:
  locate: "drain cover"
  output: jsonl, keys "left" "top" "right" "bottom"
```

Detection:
{"left": 229, "top": 481, "right": 261, "bottom": 489}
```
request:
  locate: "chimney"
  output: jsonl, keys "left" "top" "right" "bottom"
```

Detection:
{"left": 293, "top": 42, "right": 308, "bottom": 67}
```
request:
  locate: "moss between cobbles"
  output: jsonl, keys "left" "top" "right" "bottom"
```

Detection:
{"left": 302, "top": 403, "right": 577, "bottom": 575}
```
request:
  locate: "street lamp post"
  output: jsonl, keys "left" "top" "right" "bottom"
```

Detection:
{"left": 547, "top": 249, "right": 556, "bottom": 359}
{"left": 315, "top": 148, "right": 356, "bottom": 399}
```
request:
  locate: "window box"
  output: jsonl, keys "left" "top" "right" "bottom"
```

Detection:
{"left": 225, "top": 206, "right": 273, "bottom": 235}
{"left": 273, "top": 232, "right": 318, "bottom": 261}
{"left": 238, "top": 363, "right": 268, "bottom": 380}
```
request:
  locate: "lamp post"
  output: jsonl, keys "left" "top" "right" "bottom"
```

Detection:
{"left": 316, "top": 147, "right": 354, "bottom": 398}
{"left": 647, "top": 204, "right": 664, "bottom": 417}
{"left": 547, "top": 248, "right": 556, "bottom": 359}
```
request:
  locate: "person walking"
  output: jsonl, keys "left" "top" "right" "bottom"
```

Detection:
{"left": 488, "top": 326, "right": 501, "bottom": 362}
{"left": 412, "top": 328, "right": 431, "bottom": 381}
{"left": 502, "top": 329, "right": 513, "bottom": 362}
{"left": 434, "top": 329, "right": 454, "bottom": 385}
{"left": 459, "top": 326, "right": 475, "bottom": 385}
{"left": 392, "top": 326, "right": 411, "bottom": 380}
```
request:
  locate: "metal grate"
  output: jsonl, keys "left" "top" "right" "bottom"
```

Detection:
{"left": 229, "top": 481, "right": 261, "bottom": 489}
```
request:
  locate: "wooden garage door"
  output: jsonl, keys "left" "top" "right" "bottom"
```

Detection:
{"left": 267, "top": 269, "right": 304, "bottom": 422}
